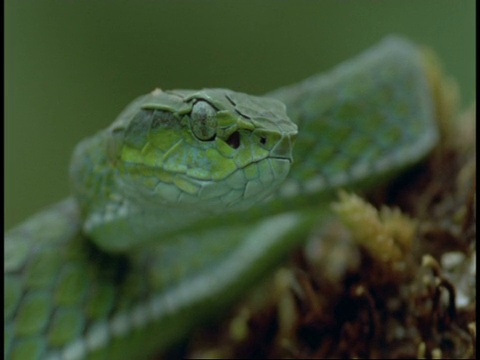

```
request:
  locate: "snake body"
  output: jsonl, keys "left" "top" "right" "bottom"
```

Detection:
{"left": 5, "top": 36, "right": 438, "bottom": 359}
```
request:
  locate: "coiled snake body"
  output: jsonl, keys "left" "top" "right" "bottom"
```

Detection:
{"left": 5, "top": 37, "right": 438, "bottom": 359}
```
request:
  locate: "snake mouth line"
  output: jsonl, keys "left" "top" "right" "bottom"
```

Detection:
{"left": 232, "top": 156, "right": 292, "bottom": 182}
{"left": 247, "top": 155, "right": 292, "bottom": 166}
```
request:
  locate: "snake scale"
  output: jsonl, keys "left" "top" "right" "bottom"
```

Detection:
{"left": 5, "top": 36, "right": 439, "bottom": 359}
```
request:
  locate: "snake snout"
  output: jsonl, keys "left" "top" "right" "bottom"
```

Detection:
{"left": 269, "top": 132, "right": 296, "bottom": 162}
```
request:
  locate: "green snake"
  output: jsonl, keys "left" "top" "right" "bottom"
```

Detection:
{"left": 5, "top": 36, "right": 439, "bottom": 360}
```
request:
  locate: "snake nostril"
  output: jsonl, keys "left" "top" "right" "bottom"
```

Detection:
{"left": 226, "top": 131, "right": 240, "bottom": 149}
{"left": 260, "top": 136, "right": 267, "bottom": 145}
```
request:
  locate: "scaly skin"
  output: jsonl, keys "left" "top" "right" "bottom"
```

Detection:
{"left": 5, "top": 36, "right": 438, "bottom": 360}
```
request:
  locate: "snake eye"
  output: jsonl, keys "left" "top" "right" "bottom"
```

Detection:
{"left": 190, "top": 101, "right": 217, "bottom": 141}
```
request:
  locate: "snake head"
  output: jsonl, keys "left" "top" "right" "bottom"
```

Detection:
{"left": 70, "top": 88, "right": 297, "bottom": 250}
{"left": 106, "top": 88, "right": 297, "bottom": 209}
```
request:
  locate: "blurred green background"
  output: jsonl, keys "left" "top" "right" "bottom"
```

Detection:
{"left": 5, "top": 1, "right": 475, "bottom": 230}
